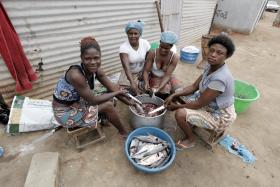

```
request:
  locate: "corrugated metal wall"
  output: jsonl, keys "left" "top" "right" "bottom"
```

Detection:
{"left": 178, "top": 0, "right": 217, "bottom": 49}
{"left": 0, "top": 0, "right": 161, "bottom": 103}
{"left": 161, "top": 0, "right": 183, "bottom": 37}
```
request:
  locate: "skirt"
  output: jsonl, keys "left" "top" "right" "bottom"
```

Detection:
{"left": 185, "top": 105, "right": 237, "bottom": 132}
{"left": 53, "top": 100, "right": 98, "bottom": 128}
{"left": 118, "top": 70, "right": 142, "bottom": 88}
{"left": 149, "top": 75, "right": 182, "bottom": 94}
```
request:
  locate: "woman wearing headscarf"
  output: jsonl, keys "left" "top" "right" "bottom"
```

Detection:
{"left": 118, "top": 20, "right": 151, "bottom": 95}
{"left": 142, "top": 31, "right": 182, "bottom": 99}
{"left": 53, "top": 36, "right": 134, "bottom": 138}
{"left": 164, "top": 34, "right": 237, "bottom": 149}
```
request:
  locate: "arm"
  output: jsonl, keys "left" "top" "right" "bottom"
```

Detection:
{"left": 142, "top": 50, "right": 155, "bottom": 90}
{"left": 157, "top": 54, "right": 179, "bottom": 92}
{"left": 67, "top": 69, "right": 122, "bottom": 105}
{"left": 119, "top": 53, "right": 138, "bottom": 91}
{"left": 96, "top": 69, "right": 134, "bottom": 105}
{"left": 164, "top": 75, "right": 202, "bottom": 106}
{"left": 174, "top": 75, "right": 202, "bottom": 97}
{"left": 184, "top": 88, "right": 220, "bottom": 109}
{"left": 168, "top": 88, "right": 220, "bottom": 110}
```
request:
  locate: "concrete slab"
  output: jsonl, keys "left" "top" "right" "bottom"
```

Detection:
{"left": 24, "top": 152, "right": 59, "bottom": 187}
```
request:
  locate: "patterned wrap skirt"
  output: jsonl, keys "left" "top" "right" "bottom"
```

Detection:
{"left": 52, "top": 100, "right": 98, "bottom": 128}
{"left": 180, "top": 93, "right": 236, "bottom": 132}
{"left": 148, "top": 75, "right": 182, "bottom": 94}
{"left": 118, "top": 70, "right": 142, "bottom": 88}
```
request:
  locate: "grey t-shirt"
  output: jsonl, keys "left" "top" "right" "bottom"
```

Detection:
{"left": 199, "top": 63, "right": 234, "bottom": 109}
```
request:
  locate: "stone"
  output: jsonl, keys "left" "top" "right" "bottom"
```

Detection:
{"left": 24, "top": 152, "right": 59, "bottom": 187}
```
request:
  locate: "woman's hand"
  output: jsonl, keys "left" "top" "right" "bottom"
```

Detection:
{"left": 164, "top": 94, "right": 176, "bottom": 106}
{"left": 131, "top": 83, "right": 140, "bottom": 96}
{"left": 166, "top": 101, "right": 181, "bottom": 111}
{"left": 116, "top": 90, "right": 129, "bottom": 98}
{"left": 144, "top": 82, "right": 150, "bottom": 92}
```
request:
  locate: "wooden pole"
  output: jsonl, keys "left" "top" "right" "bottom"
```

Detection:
{"left": 155, "top": 0, "right": 164, "bottom": 32}
{"left": 208, "top": 4, "right": 218, "bottom": 34}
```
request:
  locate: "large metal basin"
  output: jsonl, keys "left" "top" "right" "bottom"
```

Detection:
{"left": 128, "top": 94, "right": 167, "bottom": 129}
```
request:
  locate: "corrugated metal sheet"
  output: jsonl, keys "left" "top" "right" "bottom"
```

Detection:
{"left": 178, "top": 0, "right": 217, "bottom": 49}
{"left": 161, "top": 0, "right": 183, "bottom": 37}
{"left": 0, "top": 0, "right": 161, "bottom": 103}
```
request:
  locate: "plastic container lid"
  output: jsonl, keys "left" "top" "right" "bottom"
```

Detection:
{"left": 181, "top": 46, "right": 199, "bottom": 53}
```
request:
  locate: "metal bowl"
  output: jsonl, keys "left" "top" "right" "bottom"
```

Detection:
{"left": 128, "top": 94, "right": 167, "bottom": 129}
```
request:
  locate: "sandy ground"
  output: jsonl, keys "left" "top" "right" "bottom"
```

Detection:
{"left": 1, "top": 12, "right": 280, "bottom": 187}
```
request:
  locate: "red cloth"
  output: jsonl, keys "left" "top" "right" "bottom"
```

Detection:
{"left": 0, "top": 2, "right": 37, "bottom": 92}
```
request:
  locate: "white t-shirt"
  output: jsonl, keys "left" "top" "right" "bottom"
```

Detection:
{"left": 119, "top": 38, "right": 150, "bottom": 73}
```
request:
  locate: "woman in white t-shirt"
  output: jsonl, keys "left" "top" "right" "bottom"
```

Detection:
{"left": 118, "top": 20, "right": 150, "bottom": 95}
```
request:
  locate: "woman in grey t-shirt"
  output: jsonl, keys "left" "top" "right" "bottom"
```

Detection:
{"left": 165, "top": 34, "right": 237, "bottom": 149}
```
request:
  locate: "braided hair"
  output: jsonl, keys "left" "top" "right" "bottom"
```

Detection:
{"left": 80, "top": 36, "right": 101, "bottom": 56}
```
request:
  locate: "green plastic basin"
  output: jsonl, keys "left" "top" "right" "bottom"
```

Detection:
{"left": 234, "top": 80, "right": 260, "bottom": 114}
{"left": 150, "top": 41, "right": 159, "bottom": 50}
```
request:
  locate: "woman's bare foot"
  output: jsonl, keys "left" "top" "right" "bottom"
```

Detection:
{"left": 119, "top": 130, "right": 128, "bottom": 140}
{"left": 176, "top": 139, "right": 196, "bottom": 150}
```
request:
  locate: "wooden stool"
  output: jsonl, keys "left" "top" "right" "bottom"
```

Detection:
{"left": 66, "top": 123, "right": 106, "bottom": 150}
{"left": 176, "top": 97, "right": 226, "bottom": 149}
{"left": 192, "top": 126, "right": 226, "bottom": 149}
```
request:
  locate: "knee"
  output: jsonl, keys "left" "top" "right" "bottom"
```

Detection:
{"left": 175, "top": 108, "right": 187, "bottom": 121}
{"left": 102, "top": 101, "right": 115, "bottom": 113}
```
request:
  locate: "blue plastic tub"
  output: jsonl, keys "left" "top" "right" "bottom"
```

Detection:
{"left": 124, "top": 127, "right": 176, "bottom": 174}
{"left": 180, "top": 46, "right": 200, "bottom": 64}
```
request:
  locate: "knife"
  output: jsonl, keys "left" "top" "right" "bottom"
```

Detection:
{"left": 148, "top": 105, "right": 165, "bottom": 115}
{"left": 127, "top": 93, "right": 143, "bottom": 105}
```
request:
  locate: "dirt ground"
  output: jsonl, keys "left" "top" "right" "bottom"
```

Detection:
{"left": 1, "top": 12, "right": 280, "bottom": 187}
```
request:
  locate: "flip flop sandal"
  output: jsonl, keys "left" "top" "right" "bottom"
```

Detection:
{"left": 176, "top": 140, "right": 195, "bottom": 151}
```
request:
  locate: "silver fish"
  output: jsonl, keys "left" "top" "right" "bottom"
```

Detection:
{"left": 150, "top": 150, "right": 169, "bottom": 168}
{"left": 135, "top": 134, "right": 166, "bottom": 144}
{"left": 131, "top": 143, "right": 156, "bottom": 159}
{"left": 138, "top": 151, "right": 165, "bottom": 166}
{"left": 142, "top": 143, "right": 168, "bottom": 158}
{"left": 129, "top": 138, "right": 140, "bottom": 156}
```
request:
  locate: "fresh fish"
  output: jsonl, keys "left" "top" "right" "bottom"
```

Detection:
{"left": 142, "top": 143, "right": 168, "bottom": 157}
{"left": 150, "top": 150, "right": 169, "bottom": 168}
{"left": 129, "top": 138, "right": 140, "bottom": 156}
{"left": 131, "top": 143, "right": 168, "bottom": 159}
{"left": 135, "top": 134, "right": 167, "bottom": 144}
{"left": 156, "top": 153, "right": 171, "bottom": 168}
{"left": 136, "top": 141, "right": 150, "bottom": 152}
{"left": 131, "top": 143, "right": 156, "bottom": 159}
{"left": 129, "top": 134, "right": 172, "bottom": 168}
{"left": 138, "top": 151, "right": 165, "bottom": 166}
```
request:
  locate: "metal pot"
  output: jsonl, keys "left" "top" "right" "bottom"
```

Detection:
{"left": 128, "top": 94, "right": 167, "bottom": 129}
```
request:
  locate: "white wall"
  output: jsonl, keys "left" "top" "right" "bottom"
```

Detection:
{"left": 213, "top": 0, "right": 267, "bottom": 33}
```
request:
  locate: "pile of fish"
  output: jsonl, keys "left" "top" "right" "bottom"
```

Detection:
{"left": 129, "top": 134, "right": 171, "bottom": 168}
{"left": 133, "top": 103, "right": 162, "bottom": 117}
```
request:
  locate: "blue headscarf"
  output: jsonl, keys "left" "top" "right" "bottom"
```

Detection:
{"left": 160, "top": 31, "right": 178, "bottom": 44}
{"left": 125, "top": 20, "right": 144, "bottom": 35}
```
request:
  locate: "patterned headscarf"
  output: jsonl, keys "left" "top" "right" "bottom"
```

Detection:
{"left": 125, "top": 20, "right": 144, "bottom": 35}
{"left": 160, "top": 31, "right": 178, "bottom": 44}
